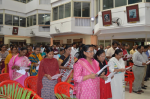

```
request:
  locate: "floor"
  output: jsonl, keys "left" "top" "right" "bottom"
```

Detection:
{"left": 125, "top": 80, "right": 150, "bottom": 99}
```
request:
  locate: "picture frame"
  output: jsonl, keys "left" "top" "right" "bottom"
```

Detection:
{"left": 102, "top": 10, "right": 112, "bottom": 26}
{"left": 126, "top": 5, "right": 139, "bottom": 23}
{"left": 12, "top": 27, "right": 18, "bottom": 35}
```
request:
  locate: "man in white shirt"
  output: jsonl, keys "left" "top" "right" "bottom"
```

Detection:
{"left": 106, "top": 41, "right": 118, "bottom": 59}
{"left": 105, "top": 44, "right": 111, "bottom": 53}
{"left": 141, "top": 46, "right": 149, "bottom": 89}
{"left": 132, "top": 46, "right": 146, "bottom": 94}
{"left": 71, "top": 42, "right": 77, "bottom": 56}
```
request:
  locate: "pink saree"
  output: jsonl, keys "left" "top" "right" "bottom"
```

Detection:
{"left": 8, "top": 54, "right": 31, "bottom": 87}
{"left": 73, "top": 58, "right": 100, "bottom": 99}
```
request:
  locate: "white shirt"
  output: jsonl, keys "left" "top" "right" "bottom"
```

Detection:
{"left": 106, "top": 47, "right": 115, "bottom": 57}
{"left": 71, "top": 47, "right": 77, "bottom": 56}
{"left": 133, "top": 51, "right": 145, "bottom": 66}
{"left": 142, "top": 52, "right": 148, "bottom": 62}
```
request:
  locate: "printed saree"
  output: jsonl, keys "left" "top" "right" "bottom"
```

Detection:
{"left": 28, "top": 53, "right": 43, "bottom": 76}
{"left": 8, "top": 54, "right": 31, "bottom": 87}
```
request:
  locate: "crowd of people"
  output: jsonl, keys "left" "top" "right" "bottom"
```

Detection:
{"left": 0, "top": 42, "right": 150, "bottom": 99}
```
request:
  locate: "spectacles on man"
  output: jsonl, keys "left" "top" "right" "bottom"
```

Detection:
{"left": 86, "top": 51, "right": 94, "bottom": 53}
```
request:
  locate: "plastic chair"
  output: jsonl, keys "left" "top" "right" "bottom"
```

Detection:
{"left": 54, "top": 82, "right": 74, "bottom": 98}
{"left": 24, "top": 88, "right": 43, "bottom": 99}
{"left": 0, "top": 80, "right": 24, "bottom": 88}
{"left": 1, "top": 68, "right": 5, "bottom": 74}
{"left": 0, "top": 73, "right": 10, "bottom": 83}
{"left": 24, "top": 76, "right": 38, "bottom": 93}
{"left": 125, "top": 71, "right": 134, "bottom": 93}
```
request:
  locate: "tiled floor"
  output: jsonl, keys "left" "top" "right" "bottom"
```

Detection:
{"left": 125, "top": 80, "right": 150, "bottom": 99}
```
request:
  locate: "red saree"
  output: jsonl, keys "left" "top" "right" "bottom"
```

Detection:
{"left": 37, "top": 58, "right": 60, "bottom": 97}
{"left": 100, "top": 61, "right": 112, "bottom": 99}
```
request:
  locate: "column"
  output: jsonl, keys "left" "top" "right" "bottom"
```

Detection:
{"left": 91, "top": 35, "right": 98, "bottom": 45}
{"left": 50, "top": 38, "right": 53, "bottom": 46}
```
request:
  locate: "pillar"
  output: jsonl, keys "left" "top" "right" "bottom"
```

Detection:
{"left": 91, "top": 35, "right": 98, "bottom": 45}
{"left": 50, "top": 38, "right": 53, "bottom": 46}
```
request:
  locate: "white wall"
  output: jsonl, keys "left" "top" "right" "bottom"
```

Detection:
{"left": 95, "top": 3, "right": 149, "bottom": 35}
{"left": 0, "top": 0, "right": 51, "bottom": 14}
{"left": 50, "top": 17, "right": 93, "bottom": 35}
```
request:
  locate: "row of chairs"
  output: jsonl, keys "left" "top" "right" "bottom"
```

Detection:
{"left": 0, "top": 72, "right": 74, "bottom": 98}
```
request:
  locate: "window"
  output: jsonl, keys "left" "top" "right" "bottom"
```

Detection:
{"left": 115, "top": 0, "right": 126, "bottom": 7}
{"left": 30, "top": 16, "right": 32, "bottom": 26}
{"left": 27, "top": 17, "right": 30, "bottom": 27}
{"left": 53, "top": 7, "right": 58, "bottom": 20}
{"left": 96, "top": 0, "right": 100, "bottom": 15}
{"left": 38, "top": 14, "right": 45, "bottom": 24}
{"left": 5, "top": 14, "right": 12, "bottom": 25}
{"left": 44, "top": 14, "right": 50, "bottom": 25}
{"left": 59, "top": 5, "right": 64, "bottom": 19}
{"left": 74, "top": 2, "right": 90, "bottom": 17}
{"left": 147, "top": 0, "right": 150, "bottom": 2}
{"left": 82, "top": 2, "right": 90, "bottom": 17}
{"left": 74, "top": 2, "right": 81, "bottom": 17}
{"left": 20, "top": 17, "right": 26, "bottom": 27}
{"left": 13, "top": 16, "right": 19, "bottom": 26}
{"left": 0, "top": 14, "right": 3, "bottom": 24}
{"left": 20, "top": 0, "right": 26, "bottom": 3}
{"left": 38, "top": 14, "right": 50, "bottom": 25}
{"left": 128, "top": 0, "right": 142, "bottom": 4}
{"left": 103, "top": 0, "right": 113, "bottom": 10}
{"left": 65, "top": 3, "right": 71, "bottom": 18}
{"left": 33, "top": 15, "right": 36, "bottom": 25}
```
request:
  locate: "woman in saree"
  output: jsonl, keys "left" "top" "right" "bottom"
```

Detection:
{"left": 73, "top": 45, "right": 107, "bottom": 99}
{"left": 8, "top": 47, "right": 31, "bottom": 87}
{"left": 95, "top": 50, "right": 112, "bottom": 99}
{"left": 0, "top": 44, "right": 9, "bottom": 72}
{"left": 28, "top": 46, "right": 43, "bottom": 76}
{"left": 37, "top": 47, "right": 60, "bottom": 98}
{"left": 5, "top": 46, "right": 18, "bottom": 73}
{"left": 58, "top": 45, "right": 78, "bottom": 82}
{"left": 108, "top": 49, "right": 126, "bottom": 99}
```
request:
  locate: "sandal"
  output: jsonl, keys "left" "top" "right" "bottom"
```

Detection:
{"left": 139, "top": 90, "right": 144, "bottom": 93}
{"left": 133, "top": 90, "right": 141, "bottom": 94}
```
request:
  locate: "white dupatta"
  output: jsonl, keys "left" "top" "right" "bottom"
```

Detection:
{"left": 108, "top": 57, "right": 125, "bottom": 99}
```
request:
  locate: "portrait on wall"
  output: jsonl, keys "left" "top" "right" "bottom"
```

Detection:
{"left": 126, "top": 5, "right": 139, "bottom": 23}
{"left": 102, "top": 10, "right": 112, "bottom": 26}
{"left": 12, "top": 27, "right": 18, "bottom": 35}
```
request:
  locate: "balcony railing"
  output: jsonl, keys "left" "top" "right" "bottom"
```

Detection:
{"left": 75, "top": 17, "right": 91, "bottom": 27}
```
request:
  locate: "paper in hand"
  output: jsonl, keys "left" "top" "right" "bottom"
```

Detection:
{"left": 20, "top": 67, "right": 30, "bottom": 70}
{"left": 51, "top": 74, "right": 62, "bottom": 80}
{"left": 16, "top": 69, "right": 26, "bottom": 75}
{"left": 96, "top": 65, "right": 109, "bottom": 76}
{"left": 36, "top": 61, "right": 40, "bottom": 70}
{"left": 146, "top": 61, "right": 150, "bottom": 65}
{"left": 126, "top": 66, "right": 132, "bottom": 70}
{"left": 105, "top": 77, "right": 111, "bottom": 84}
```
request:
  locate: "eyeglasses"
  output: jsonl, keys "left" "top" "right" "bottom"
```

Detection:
{"left": 86, "top": 51, "right": 94, "bottom": 53}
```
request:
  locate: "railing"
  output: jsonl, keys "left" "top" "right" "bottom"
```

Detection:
{"left": 39, "top": 0, "right": 50, "bottom": 4}
{"left": 75, "top": 17, "right": 91, "bottom": 27}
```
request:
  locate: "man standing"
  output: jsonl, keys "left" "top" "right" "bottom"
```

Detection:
{"left": 142, "top": 46, "right": 149, "bottom": 89}
{"left": 130, "top": 46, "right": 136, "bottom": 55}
{"left": 71, "top": 42, "right": 77, "bottom": 56}
{"left": 132, "top": 46, "right": 146, "bottom": 94}
{"left": 106, "top": 41, "right": 118, "bottom": 59}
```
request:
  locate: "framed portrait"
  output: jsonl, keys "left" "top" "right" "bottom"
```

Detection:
{"left": 12, "top": 27, "right": 18, "bottom": 35}
{"left": 126, "top": 5, "right": 139, "bottom": 23}
{"left": 102, "top": 10, "right": 112, "bottom": 26}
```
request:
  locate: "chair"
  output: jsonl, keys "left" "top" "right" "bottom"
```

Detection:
{"left": 24, "top": 88, "right": 43, "bottom": 99}
{"left": 0, "top": 80, "right": 24, "bottom": 88}
{"left": 24, "top": 76, "right": 38, "bottom": 93}
{"left": 125, "top": 71, "right": 134, "bottom": 93}
{"left": 0, "top": 73, "right": 10, "bottom": 83}
{"left": 54, "top": 82, "right": 74, "bottom": 98}
{"left": 1, "top": 68, "right": 5, "bottom": 74}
